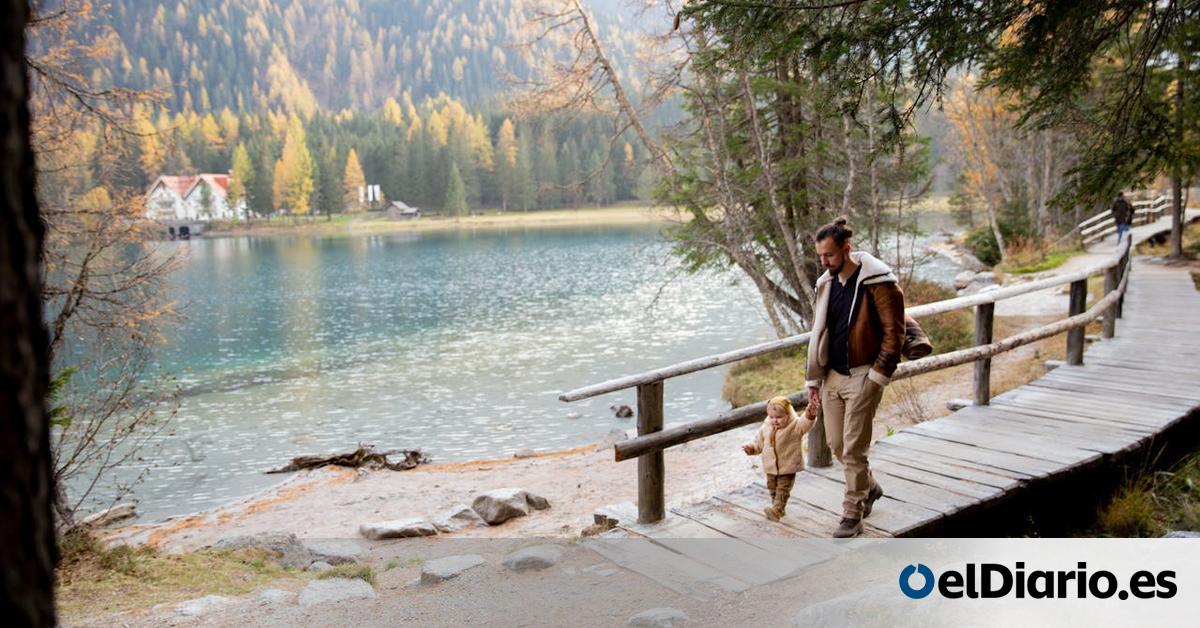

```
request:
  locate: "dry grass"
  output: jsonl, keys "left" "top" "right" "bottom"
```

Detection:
{"left": 316, "top": 563, "right": 377, "bottom": 586}
{"left": 1087, "top": 451, "right": 1200, "bottom": 537}
{"left": 722, "top": 349, "right": 807, "bottom": 408}
{"left": 56, "top": 530, "right": 301, "bottom": 619}
{"left": 1000, "top": 238, "right": 1085, "bottom": 275}
{"left": 889, "top": 378, "right": 933, "bottom": 424}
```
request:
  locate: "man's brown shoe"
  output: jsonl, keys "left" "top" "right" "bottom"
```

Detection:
{"left": 833, "top": 517, "right": 863, "bottom": 538}
{"left": 863, "top": 483, "right": 884, "bottom": 518}
{"left": 764, "top": 505, "right": 782, "bottom": 521}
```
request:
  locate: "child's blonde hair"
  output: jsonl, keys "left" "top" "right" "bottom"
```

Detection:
{"left": 767, "top": 396, "right": 804, "bottom": 422}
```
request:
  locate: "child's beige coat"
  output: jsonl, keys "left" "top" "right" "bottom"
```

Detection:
{"left": 744, "top": 413, "right": 816, "bottom": 475}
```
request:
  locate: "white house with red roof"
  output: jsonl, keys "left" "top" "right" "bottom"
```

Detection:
{"left": 146, "top": 174, "right": 247, "bottom": 221}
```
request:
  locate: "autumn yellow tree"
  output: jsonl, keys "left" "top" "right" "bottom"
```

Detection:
{"left": 137, "top": 111, "right": 166, "bottom": 183}
{"left": 945, "top": 76, "right": 1078, "bottom": 261}
{"left": 278, "top": 115, "right": 315, "bottom": 216}
{"left": 26, "top": 0, "right": 181, "bottom": 527}
{"left": 343, "top": 148, "right": 366, "bottom": 212}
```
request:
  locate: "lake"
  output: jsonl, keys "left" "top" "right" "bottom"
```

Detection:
{"left": 114, "top": 225, "right": 775, "bottom": 520}
{"left": 105, "top": 216, "right": 963, "bottom": 522}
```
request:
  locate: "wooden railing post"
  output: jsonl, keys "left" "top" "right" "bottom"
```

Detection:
{"left": 974, "top": 303, "right": 995, "bottom": 405}
{"left": 1067, "top": 279, "right": 1088, "bottom": 365}
{"left": 1117, "top": 248, "right": 1128, "bottom": 319}
{"left": 807, "top": 405, "right": 832, "bottom": 467}
{"left": 1103, "top": 264, "right": 1118, "bottom": 339}
{"left": 636, "top": 381, "right": 665, "bottom": 523}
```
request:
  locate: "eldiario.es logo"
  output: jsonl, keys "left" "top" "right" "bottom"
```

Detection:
{"left": 899, "top": 562, "right": 1176, "bottom": 600}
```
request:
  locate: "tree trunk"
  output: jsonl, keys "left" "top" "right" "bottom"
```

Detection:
{"left": 1171, "top": 53, "right": 1184, "bottom": 258}
{"left": 987, "top": 200, "right": 1007, "bottom": 262}
{"left": 0, "top": 0, "right": 58, "bottom": 621}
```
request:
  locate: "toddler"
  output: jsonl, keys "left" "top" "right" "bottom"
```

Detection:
{"left": 742, "top": 395, "right": 816, "bottom": 521}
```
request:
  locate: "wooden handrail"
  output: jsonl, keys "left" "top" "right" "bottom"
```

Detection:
{"left": 566, "top": 227, "right": 1134, "bottom": 524}
{"left": 1081, "top": 195, "right": 1169, "bottom": 244}
{"left": 613, "top": 250, "right": 1132, "bottom": 462}
{"left": 558, "top": 332, "right": 812, "bottom": 402}
{"left": 560, "top": 238, "right": 1131, "bottom": 402}
{"left": 1079, "top": 195, "right": 1166, "bottom": 231}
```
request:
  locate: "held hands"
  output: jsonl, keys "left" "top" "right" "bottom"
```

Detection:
{"left": 807, "top": 386, "right": 821, "bottom": 414}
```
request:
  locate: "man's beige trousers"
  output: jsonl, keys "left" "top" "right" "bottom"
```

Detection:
{"left": 821, "top": 365, "right": 884, "bottom": 519}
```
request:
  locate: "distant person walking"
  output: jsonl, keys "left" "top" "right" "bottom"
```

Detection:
{"left": 1111, "top": 192, "right": 1134, "bottom": 243}
{"left": 805, "top": 217, "right": 906, "bottom": 538}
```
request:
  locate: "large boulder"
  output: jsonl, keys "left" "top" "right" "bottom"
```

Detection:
{"left": 304, "top": 539, "right": 366, "bottom": 565}
{"left": 432, "top": 504, "right": 487, "bottom": 533}
{"left": 502, "top": 544, "right": 564, "bottom": 571}
{"left": 211, "top": 531, "right": 315, "bottom": 569}
{"left": 472, "top": 488, "right": 552, "bottom": 525}
{"left": 298, "top": 578, "right": 376, "bottom": 607}
{"left": 420, "top": 554, "right": 487, "bottom": 584}
{"left": 359, "top": 518, "right": 438, "bottom": 540}
{"left": 610, "top": 404, "right": 634, "bottom": 418}
{"left": 953, "top": 270, "right": 977, "bottom": 290}
{"left": 957, "top": 271, "right": 998, "bottom": 296}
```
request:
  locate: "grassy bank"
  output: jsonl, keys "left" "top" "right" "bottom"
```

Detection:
{"left": 1085, "top": 448, "right": 1200, "bottom": 537}
{"left": 204, "top": 204, "right": 675, "bottom": 239}
{"left": 56, "top": 530, "right": 303, "bottom": 619}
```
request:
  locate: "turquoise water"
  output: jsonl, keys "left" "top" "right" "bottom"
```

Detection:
{"left": 127, "top": 226, "right": 779, "bottom": 520}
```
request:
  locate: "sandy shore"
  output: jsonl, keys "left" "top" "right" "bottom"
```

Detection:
{"left": 204, "top": 205, "right": 678, "bottom": 239}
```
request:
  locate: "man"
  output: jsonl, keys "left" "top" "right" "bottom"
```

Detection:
{"left": 805, "top": 217, "right": 906, "bottom": 538}
{"left": 1111, "top": 192, "right": 1134, "bottom": 243}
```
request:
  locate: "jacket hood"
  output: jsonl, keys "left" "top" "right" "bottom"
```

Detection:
{"left": 816, "top": 251, "right": 897, "bottom": 288}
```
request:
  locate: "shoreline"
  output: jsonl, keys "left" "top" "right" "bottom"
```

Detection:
{"left": 203, "top": 205, "right": 678, "bottom": 239}
{"left": 104, "top": 426, "right": 766, "bottom": 552}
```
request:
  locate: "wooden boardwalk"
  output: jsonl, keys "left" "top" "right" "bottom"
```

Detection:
{"left": 591, "top": 213, "right": 1200, "bottom": 570}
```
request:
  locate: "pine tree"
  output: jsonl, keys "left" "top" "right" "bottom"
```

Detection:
{"left": 516, "top": 125, "right": 535, "bottom": 211}
{"left": 198, "top": 180, "right": 214, "bottom": 218}
{"left": 444, "top": 162, "right": 468, "bottom": 217}
{"left": 228, "top": 142, "right": 253, "bottom": 219}
{"left": 315, "top": 145, "right": 342, "bottom": 219}
{"left": 249, "top": 141, "right": 275, "bottom": 218}
{"left": 496, "top": 118, "right": 517, "bottom": 211}
{"left": 272, "top": 157, "right": 286, "bottom": 212}
{"left": 343, "top": 147, "right": 366, "bottom": 212}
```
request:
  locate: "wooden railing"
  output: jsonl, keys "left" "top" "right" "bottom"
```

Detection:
{"left": 560, "top": 237, "right": 1134, "bottom": 524}
{"left": 1079, "top": 195, "right": 1169, "bottom": 245}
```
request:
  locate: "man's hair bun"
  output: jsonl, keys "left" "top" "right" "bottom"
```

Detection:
{"left": 816, "top": 216, "right": 853, "bottom": 244}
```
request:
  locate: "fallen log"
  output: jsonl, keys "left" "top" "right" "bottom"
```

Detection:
{"left": 265, "top": 443, "right": 428, "bottom": 474}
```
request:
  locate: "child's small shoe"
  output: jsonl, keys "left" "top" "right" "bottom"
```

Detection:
{"left": 763, "top": 505, "right": 781, "bottom": 521}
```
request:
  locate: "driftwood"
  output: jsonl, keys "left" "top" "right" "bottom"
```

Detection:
{"left": 265, "top": 444, "right": 428, "bottom": 474}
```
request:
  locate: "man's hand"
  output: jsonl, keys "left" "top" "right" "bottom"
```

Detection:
{"left": 807, "top": 386, "right": 821, "bottom": 414}
{"left": 741, "top": 444, "right": 756, "bottom": 455}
